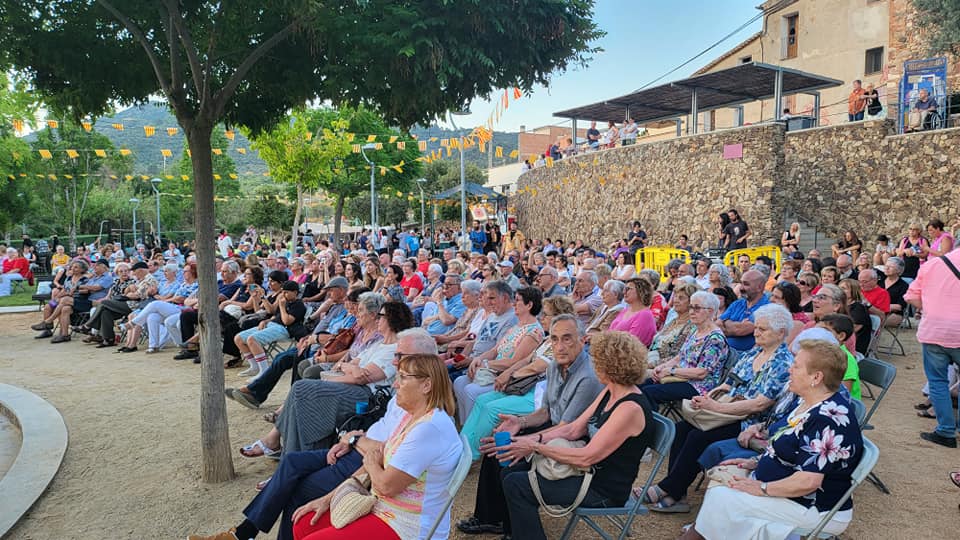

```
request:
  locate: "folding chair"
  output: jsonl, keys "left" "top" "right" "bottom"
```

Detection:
{"left": 559, "top": 413, "right": 676, "bottom": 540}
{"left": 858, "top": 356, "right": 896, "bottom": 430}
{"left": 424, "top": 434, "right": 473, "bottom": 538}
{"left": 866, "top": 314, "right": 883, "bottom": 359}
{"left": 878, "top": 304, "right": 913, "bottom": 357}
{"left": 857, "top": 357, "right": 895, "bottom": 494}
{"left": 789, "top": 437, "right": 879, "bottom": 539}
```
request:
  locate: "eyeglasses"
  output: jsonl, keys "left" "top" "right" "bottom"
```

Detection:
{"left": 812, "top": 293, "right": 834, "bottom": 301}
{"left": 689, "top": 305, "right": 712, "bottom": 312}
{"left": 396, "top": 371, "right": 427, "bottom": 383}
{"left": 376, "top": 312, "right": 387, "bottom": 318}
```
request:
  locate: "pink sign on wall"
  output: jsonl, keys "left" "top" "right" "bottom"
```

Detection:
{"left": 723, "top": 143, "right": 743, "bottom": 159}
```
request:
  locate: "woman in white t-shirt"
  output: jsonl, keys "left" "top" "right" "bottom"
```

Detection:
{"left": 291, "top": 353, "right": 462, "bottom": 540}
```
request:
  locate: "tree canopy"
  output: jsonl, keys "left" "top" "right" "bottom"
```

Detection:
{"left": 0, "top": 0, "right": 601, "bottom": 482}
{"left": 912, "top": 0, "right": 960, "bottom": 55}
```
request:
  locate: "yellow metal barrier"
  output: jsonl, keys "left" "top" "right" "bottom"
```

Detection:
{"left": 635, "top": 247, "right": 691, "bottom": 282}
{"left": 723, "top": 246, "right": 783, "bottom": 274}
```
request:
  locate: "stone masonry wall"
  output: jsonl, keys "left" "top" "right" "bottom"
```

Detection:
{"left": 513, "top": 124, "right": 786, "bottom": 250}
{"left": 513, "top": 121, "right": 960, "bottom": 250}
{"left": 780, "top": 120, "right": 960, "bottom": 239}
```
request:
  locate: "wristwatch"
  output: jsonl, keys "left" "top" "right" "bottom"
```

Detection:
{"left": 347, "top": 434, "right": 361, "bottom": 448}
{"left": 760, "top": 482, "right": 769, "bottom": 496}
{"left": 670, "top": 366, "right": 677, "bottom": 376}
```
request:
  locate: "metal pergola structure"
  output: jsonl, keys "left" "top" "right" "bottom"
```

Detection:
{"left": 554, "top": 62, "right": 843, "bottom": 136}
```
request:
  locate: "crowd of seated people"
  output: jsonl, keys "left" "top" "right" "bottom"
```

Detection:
{"left": 25, "top": 215, "right": 956, "bottom": 540}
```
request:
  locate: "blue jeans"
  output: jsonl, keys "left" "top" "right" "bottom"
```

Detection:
{"left": 922, "top": 343, "right": 960, "bottom": 438}
{"left": 246, "top": 347, "right": 303, "bottom": 404}
{"left": 697, "top": 438, "right": 759, "bottom": 471}
{"left": 243, "top": 449, "right": 363, "bottom": 540}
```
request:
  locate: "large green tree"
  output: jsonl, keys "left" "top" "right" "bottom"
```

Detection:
{"left": 29, "top": 124, "right": 134, "bottom": 247}
{"left": 307, "top": 106, "right": 423, "bottom": 245}
{"left": 247, "top": 111, "right": 352, "bottom": 248}
{"left": 0, "top": 72, "right": 40, "bottom": 235}
{"left": 0, "top": 0, "right": 600, "bottom": 482}
{"left": 913, "top": 0, "right": 960, "bottom": 54}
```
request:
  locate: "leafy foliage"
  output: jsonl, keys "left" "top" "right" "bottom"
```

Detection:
{"left": 912, "top": 0, "right": 960, "bottom": 55}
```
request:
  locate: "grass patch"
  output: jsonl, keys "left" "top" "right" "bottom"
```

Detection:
{"left": 0, "top": 289, "right": 37, "bottom": 308}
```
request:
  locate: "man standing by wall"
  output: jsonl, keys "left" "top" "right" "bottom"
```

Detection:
{"left": 848, "top": 79, "right": 866, "bottom": 122}
{"left": 905, "top": 247, "right": 960, "bottom": 448}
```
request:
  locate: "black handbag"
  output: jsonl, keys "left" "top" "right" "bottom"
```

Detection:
{"left": 502, "top": 373, "right": 543, "bottom": 396}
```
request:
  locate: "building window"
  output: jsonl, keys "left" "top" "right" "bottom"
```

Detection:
{"left": 739, "top": 55, "right": 753, "bottom": 64}
{"left": 782, "top": 14, "right": 798, "bottom": 59}
{"left": 865, "top": 47, "right": 884, "bottom": 75}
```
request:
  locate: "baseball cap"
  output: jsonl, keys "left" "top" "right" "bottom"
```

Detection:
{"left": 497, "top": 260, "right": 514, "bottom": 269}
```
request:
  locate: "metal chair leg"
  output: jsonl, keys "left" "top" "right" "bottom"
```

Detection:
{"left": 866, "top": 471, "right": 890, "bottom": 494}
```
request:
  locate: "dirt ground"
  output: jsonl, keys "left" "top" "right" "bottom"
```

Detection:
{"left": 0, "top": 311, "right": 957, "bottom": 540}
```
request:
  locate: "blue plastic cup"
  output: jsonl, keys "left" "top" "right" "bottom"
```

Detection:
{"left": 494, "top": 431, "right": 512, "bottom": 467}
{"left": 356, "top": 401, "right": 369, "bottom": 415}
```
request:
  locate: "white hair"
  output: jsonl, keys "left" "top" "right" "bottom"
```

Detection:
{"left": 397, "top": 327, "right": 439, "bottom": 355}
{"left": 754, "top": 304, "right": 793, "bottom": 335}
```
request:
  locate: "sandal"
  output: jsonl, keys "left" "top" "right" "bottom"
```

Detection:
{"left": 951, "top": 471, "right": 960, "bottom": 489}
{"left": 637, "top": 484, "right": 666, "bottom": 504}
{"left": 649, "top": 499, "right": 691, "bottom": 514}
{"left": 239, "top": 439, "right": 281, "bottom": 459}
{"left": 915, "top": 401, "right": 932, "bottom": 411}
{"left": 255, "top": 476, "right": 272, "bottom": 492}
{"left": 917, "top": 407, "right": 937, "bottom": 419}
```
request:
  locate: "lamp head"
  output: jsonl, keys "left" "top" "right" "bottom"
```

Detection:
{"left": 416, "top": 178, "right": 428, "bottom": 184}
{"left": 150, "top": 177, "right": 162, "bottom": 186}
{"left": 129, "top": 198, "right": 140, "bottom": 204}
{"left": 361, "top": 143, "right": 377, "bottom": 150}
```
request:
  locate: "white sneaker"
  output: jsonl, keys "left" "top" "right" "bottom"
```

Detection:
{"left": 238, "top": 366, "right": 258, "bottom": 377}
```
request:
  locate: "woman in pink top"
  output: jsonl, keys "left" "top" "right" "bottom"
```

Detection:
{"left": 924, "top": 218, "right": 955, "bottom": 258}
{"left": 609, "top": 277, "right": 657, "bottom": 347}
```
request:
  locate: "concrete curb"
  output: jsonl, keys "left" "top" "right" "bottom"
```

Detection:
{"left": 0, "top": 383, "right": 68, "bottom": 538}
{"left": 0, "top": 306, "right": 39, "bottom": 314}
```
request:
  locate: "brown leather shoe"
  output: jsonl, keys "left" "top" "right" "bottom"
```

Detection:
{"left": 82, "top": 335, "right": 103, "bottom": 344}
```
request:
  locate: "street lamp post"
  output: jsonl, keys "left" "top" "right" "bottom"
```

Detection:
{"left": 150, "top": 177, "right": 162, "bottom": 246}
{"left": 129, "top": 198, "right": 140, "bottom": 246}
{"left": 448, "top": 109, "right": 471, "bottom": 251}
{"left": 416, "top": 178, "right": 428, "bottom": 234}
{"left": 359, "top": 143, "right": 378, "bottom": 240}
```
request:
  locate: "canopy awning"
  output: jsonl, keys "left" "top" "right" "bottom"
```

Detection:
{"left": 553, "top": 62, "right": 843, "bottom": 125}
{"left": 432, "top": 182, "right": 506, "bottom": 202}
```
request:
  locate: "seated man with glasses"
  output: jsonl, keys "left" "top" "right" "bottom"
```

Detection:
{"left": 534, "top": 266, "right": 566, "bottom": 298}
{"left": 420, "top": 273, "right": 467, "bottom": 336}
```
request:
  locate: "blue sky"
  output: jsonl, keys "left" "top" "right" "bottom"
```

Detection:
{"left": 442, "top": 0, "right": 763, "bottom": 132}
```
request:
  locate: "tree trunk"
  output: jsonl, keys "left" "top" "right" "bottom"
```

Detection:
{"left": 291, "top": 182, "right": 302, "bottom": 248}
{"left": 187, "top": 122, "right": 235, "bottom": 483}
{"left": 333, "top": 193, "right": 345, "bottom": 251}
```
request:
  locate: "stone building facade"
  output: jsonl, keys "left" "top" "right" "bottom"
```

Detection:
{"left": 513, "top": 121, "right": 960, "bottom": 250}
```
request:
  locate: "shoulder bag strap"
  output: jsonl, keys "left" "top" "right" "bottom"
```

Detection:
{"left": 528, "top": 465, "right": 594, "bottom": 518}
{"left": 939, "top": 255, "right": 960, "bottom": 280}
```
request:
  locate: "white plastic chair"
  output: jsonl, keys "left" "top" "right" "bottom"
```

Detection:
{"left": 789, "top": 437, "right": 879, "bottom": 539}
{"left": 424, "top": 434, "right": 472, "bottom": 539}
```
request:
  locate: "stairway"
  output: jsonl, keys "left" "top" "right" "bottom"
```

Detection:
{"left": 783, "top": 210, "right": 834, "bottom": 255}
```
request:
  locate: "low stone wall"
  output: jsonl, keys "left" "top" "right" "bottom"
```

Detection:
{"left": 513, "top": 123, "right": 786, "bottom": 249}
{"left": 780, "top": 120, "right": 960, "bottom": 238}
{"left": 513, "top": 120, "right": 960, "bottom": 249}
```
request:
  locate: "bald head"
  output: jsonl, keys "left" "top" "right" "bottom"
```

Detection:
{"left": 740, "top": 270, "right": 765, "bottom": 301}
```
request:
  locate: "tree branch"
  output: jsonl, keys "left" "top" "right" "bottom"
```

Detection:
{"left": 157, "top": 3, "right": 184, "bottom": 97}
{"left": 96, "top": 0, "right": 172, "bottom": 97}
{"left": 162, "top": 0, "right": 205, "bottom": 100}
{"left": 200, "top": 2, "right": 226, "bottom": 111}
{"left": 213, "top": 18, "right": 301, "bottom": 117}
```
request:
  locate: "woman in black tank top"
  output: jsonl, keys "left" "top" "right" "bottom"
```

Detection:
{"left": 500, "top": 332, "right": 655, "bottom": 540}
